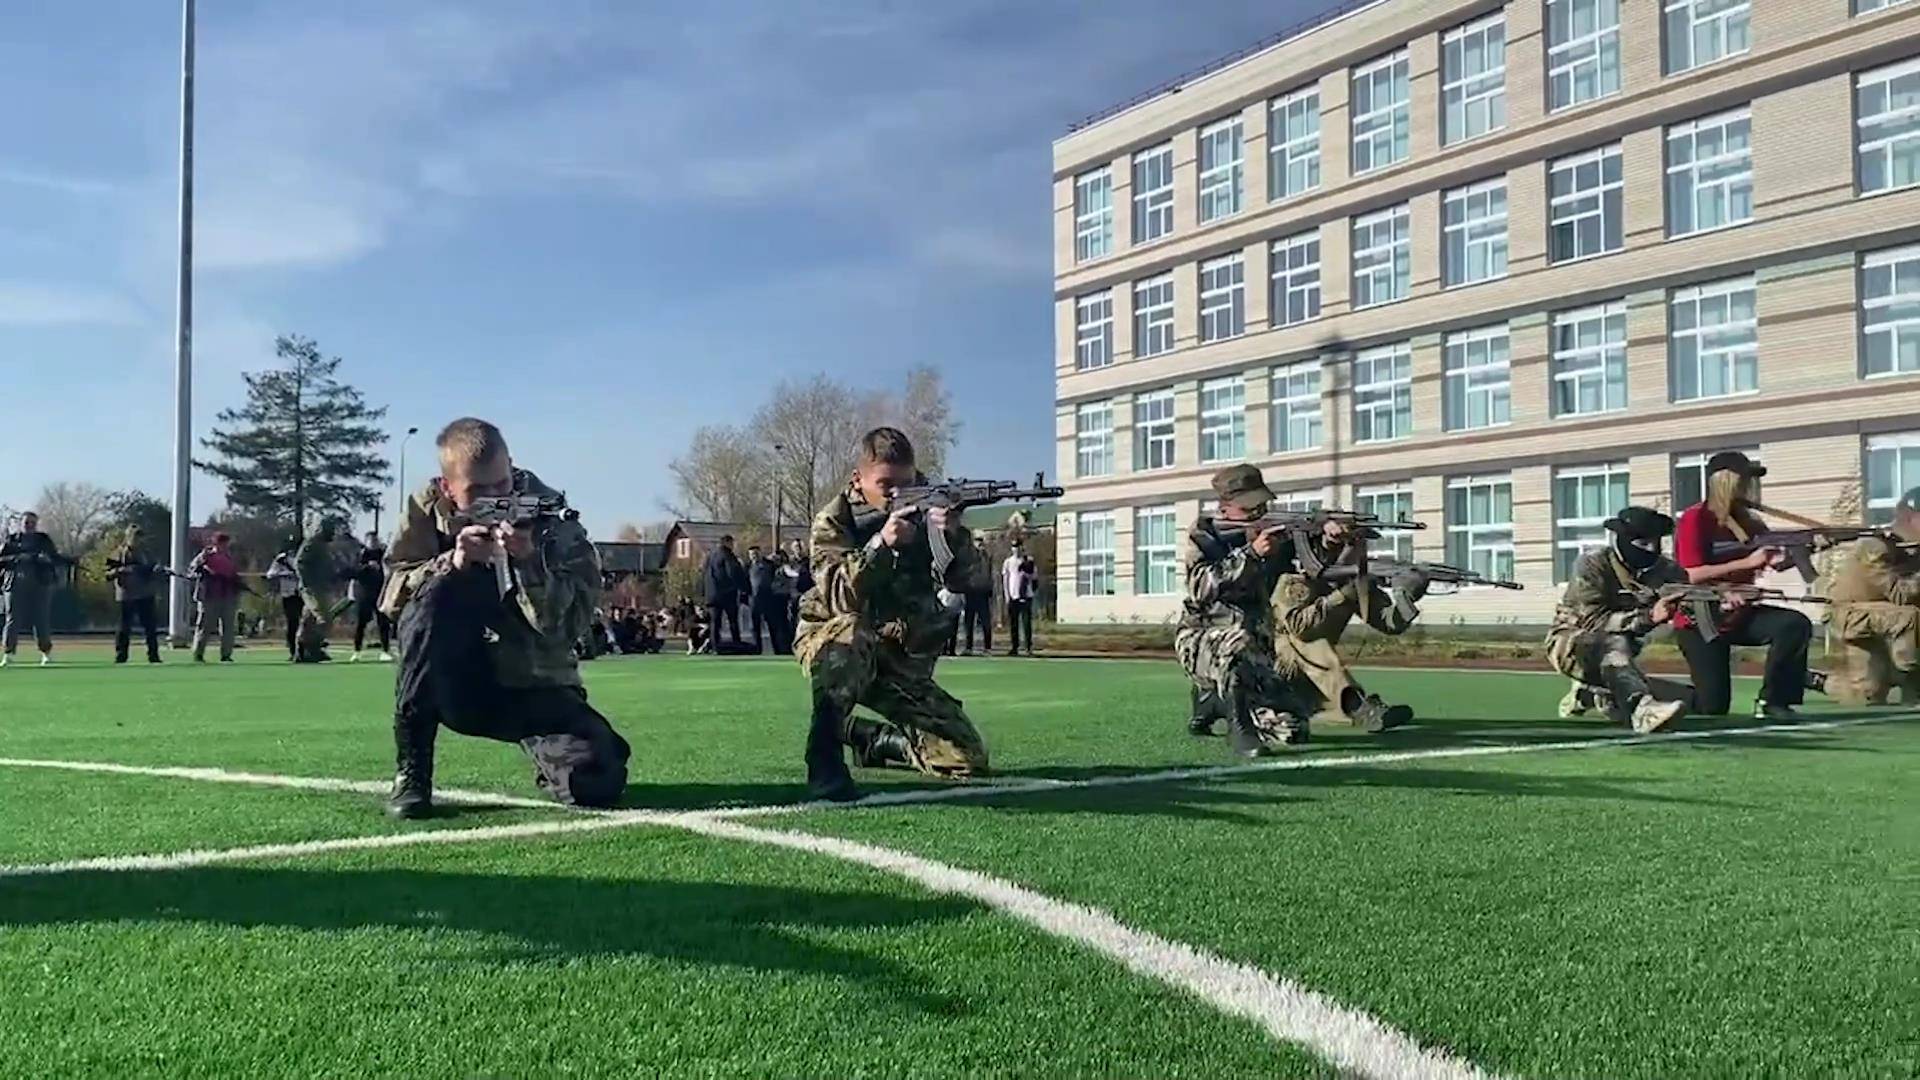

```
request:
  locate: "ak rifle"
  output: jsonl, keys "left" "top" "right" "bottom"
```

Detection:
{"left": 1709, "top": 526, "right": 1893, "bottom": 582}
{"left": 1322, "top": 558, "right": 1523, "bottom": 621}
{"left": 1649, "top": 582, "right": 1831, "bottom": 643}
{"left": 852, "top": 473, "right": 1065, "bottom": 574}
{"left": 1210, "top": 509, "right": 1426, "bottom": 574}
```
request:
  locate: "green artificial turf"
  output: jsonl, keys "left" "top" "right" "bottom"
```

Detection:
{"left": 2, "top": 648, "right": 1914, "bottom": 1077}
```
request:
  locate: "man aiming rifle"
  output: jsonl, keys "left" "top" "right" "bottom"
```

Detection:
{"left": 1546, "top": 507, "right": 1693, "bottom": 733}
{"left": 107, "top": 525, "right": 169, "bottom": 664}
{"left": 1828, "top": 488, "right": 1920, "bottom": 704}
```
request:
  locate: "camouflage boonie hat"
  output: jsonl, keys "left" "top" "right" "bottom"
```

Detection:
{"left": 1211, "top": 464, "right": 1276, "bottom": 512}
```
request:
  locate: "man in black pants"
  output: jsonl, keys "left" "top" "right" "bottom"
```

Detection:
{"left": 382, "top": 417, "right": 631, "bottom": 818}
{"left": 108, "top": 526, "right": 165, "bottom": 664}
{"left": 266, "top": 549, "right": 303, "bottom": 661}
{"left": 701, "top": 534, "right": 745, "bottom": 651}
{"left": 1002, "top": 538, "right": 1036, "bottom": 656}
{"left": 350, "top": 533, "right": 393, "bottom": 662}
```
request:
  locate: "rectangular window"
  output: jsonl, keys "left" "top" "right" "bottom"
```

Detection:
{"left": 1353, "top": 483, "right": 1416, "bottom": 561}
{"left": 1073, "top": 168, "right": 1113, "bottom": 262}
{"left": 1446, "top": 475, "right": 1516, "bottom": 581}
{"left": 1133, "top": 389, "right": 1177, "bottom": 471}
{"left": 1275, "top": 491, "right": 1325, "bottom": 513}
{"left": 1199, "top": 376, "right": 1246, "bottom": 463}
{"left": 1134, "top": 506, "right": 1181, "bottom": 596}
{"left": 1552, "top": 302, "right": 1629, "bottom": 416}
{"left": 1442, "top": 14, "right": 1506, "bottom": 145}
{"left": 1663, "top": 0, "right": 1750, "bottom": 75}
{"left": 1443, "top": 179, "right": 1508, "bottom": 287}
{"left": 1198, "top": 116, "right": 1245, "bottom": 223}
{"left": 1131, "top": 274, "right": 1175, "bottom": 359}
{"left": 1553, "top": 463, "right": 1631, "bottom": 581}
{"left": 1857, "top": 0, "right": 1915, "bottom": 12}
{"left": 1351, "top": 204, "right": 1411, "bottom": 309}
{"left": 1353, "top": 344, "right": 1413, "bottom": 444}
{"left": 1131, "top": 143, "right": 1174, "bottom": 243}
{"left": 1666, "top": 108, "right": 1752, "bottom": 237}
{"left": 1547, "top": 0, "right": 1622, "bottom": 111}
{"left": 1270, "top": 361, "right": 1322, "bottom": 453}
{"left": 1863, "top": 245, "right": 1920, "bottom": 377}
{"left": 1074, "top": 292, "right": 1113, "bottom": 372}
{"left": 1443, "top": 325, "right": 1512, "bottom": 432}
{"left": 1075, "top": 401, "right": 1115, "bottom": 479}
{"left": 1857, "top": 60, "right": 1920, "bottom": 196}
{"left": 1549, "top": 144, "right": 1623, "bottom": 263}
{"left": 1267, "top": 87, "right": 1321, "bottom": 201}
{"left": 1672, "top": 449, "right": 1759, "bottom": 509}
{"left": 675, "top": 537, "right": 690, "bottom": 560}
{"left": 1075, "top": 512, "right": 1115, "bottom": 597}
{"left": 1351, "top": 50, "right": 1411, "bottom": 175}
{"left": 1199, "top": 253, "right": 1246, "bottom": 343}
{"left": 1867, "top": 434, "right": 1920, "bottom": 524}
{"left": 1670, "top": 277, "right": 1758, "bottom": 402}
{"left": 1269, "top": 232, "right": 1322, "bottom": 328}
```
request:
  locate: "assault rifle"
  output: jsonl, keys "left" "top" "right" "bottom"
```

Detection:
{"left": 1709, "top": 527, "right": 1892, "bottom": 582}
{"left": 106, "top": 557, "right": 194, "bottom": 582}
{"left": 463, "top": 491, "right": 575, "bottom": 597}
{"left": 1649, "top": 582, "right": 1832, "bottom": 643}
{"left": 851, "top": 473, "right": 1065, "bottom": 574}
{"left": 1208, "top": 509, "right": 1426, "bottom": 573}
{"left": 1323, "top": 558, "right": 1523, "bottom": 621}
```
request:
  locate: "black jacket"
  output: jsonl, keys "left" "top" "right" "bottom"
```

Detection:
{"left": 703, "top": 547, "right": 744, "bottom": 605}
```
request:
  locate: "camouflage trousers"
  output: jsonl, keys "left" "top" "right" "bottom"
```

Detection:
{"left": 1831, "top": 602, "right": 1920, "bottom": 705}
{"left": 795, "top": 613, "right": 988, "bottom": 777}
{"left": 1176, "top": 623, "right": 1310, "bottom": 724}
{"left": 1273, "top": 634, "right": 1366, "bottom": 721}
{"left": 1546, "top": 630, "right": 1693, "bottom": 720}
{"left": 298, "top": 589, "right": 350, "bottom": 654}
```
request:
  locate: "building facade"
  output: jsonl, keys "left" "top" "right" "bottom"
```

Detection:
{"left": 1051, "top": 0, "right": 1920, "bottom": 624}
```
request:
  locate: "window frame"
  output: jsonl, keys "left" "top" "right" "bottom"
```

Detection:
{"left": 1269, "top": 231, "right": 1322, "bottom": 328}
{"left": 1856, "top": 58, "right": 1920, "bottom": 197}
{"left": 1862, "top": 244, "right": 1920, "bottom": 379}
{"left": 1074, "top": 511, "right": 1116, "bottom": 598}
{"left": 1133, "top": 505, "right": 1181, "bottom": 597}
{"left": 1131, "top": 142, "right": 1175, "bottom": 244}
{"left": 1549, "top": 143, "right": 1624, "bottom": 264}
{"left": 1352, "top": 343, "right": 1414, "bottom": 445}
{"left": 1669, "top": 277, "right": 1759, "bottom": 403}
{"left": 1073, "top": 167, "right": 1113, "bottom": 263}
{"left": 1267, "top": 86, "right": 1321, "bottom": 202}
{"left": 1442, "top": 178, "right": 1509, "bottom": 288}
{"left": 1074, "top": 291, "right": 1114, "bottom": 372}
{"left": 1445, "top": 473, "right": 1517, "bottom": 582}
{"left": 1270, "top": 360, "right": 1323, "bottom": 454}
{"left": 1442, "top": 324, "right": 1513, "bottom": 433}
{"left": 1197, "top": 115, "right": 1246, "bottom": 224}
{"left": 1662, "top": 0, "right": 1751, "bottom": 76}
{"left": 1865, "top": 432, "right": 1920, "bottom": 524}
{"left": 1351, "top": 49, "right": 1412, "bottom": 176}
{"left": 1132, "top": 274, "right": 1175, "bottom": 359}
{"left": 1198, "top": 253, "right": 1247, "bottom": 343}
{"left": 1351, "top": 203, "right": 1412, "bottom": 309}
{"left": 1353, "top": 483, "right": 1416, "bottom": 561}
{"left": 1198, "top": 375, "right": 1247, "bottom": 464}
{"left": 1074, "top": 400, "right": 1115, "bottom": 479}
{"left": 1441, "top": 13, "right": 1507, "bottom": 146}
{"left": 1551, "top": 301, "right": 1630, "bottom": 417}
{"left": 1552, "top": 462, "right": 1632, "bottom": 582}
{"left": 1546, "top": 0, "right": 1623, "bottom": 112}
{"left": 1665, "top": 107, "right": 1754, "bottom": 239}
{"left": 1132, "top": 388, "right": 1177, "bottom": 472}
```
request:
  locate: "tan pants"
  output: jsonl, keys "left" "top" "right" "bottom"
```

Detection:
{"left": 194, "top": 596, "right": 239, "bottom": 661}
{"left": 1832, "top": 602, "right": 1920, "bottom": 705}
{"left": 1273, "top": 635, "right": 1365, "bottom": 721}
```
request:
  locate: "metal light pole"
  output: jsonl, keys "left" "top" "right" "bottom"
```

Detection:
{"left": 771, "top": 442, "right": 785, "bottom": 550}
{"left": 394, "top": 426, "right": 420, "bottom": 532}
{"left": 166, "top": 0, "right": 196, "bottom": 646}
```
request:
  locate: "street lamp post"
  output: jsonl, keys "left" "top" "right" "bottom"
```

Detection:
{"left": 394, "top": 426, "right": 420, "bottom": 533}
{"left": 770, "top": 442, "right": 784, "bottom": 550}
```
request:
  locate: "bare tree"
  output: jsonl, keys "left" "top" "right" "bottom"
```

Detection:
{"left": 33, "top": 481, "right": 118, "bottom": 553}
{"left": 666, "top": 425, "right": 771, "bottom": 522}
{"left": 893, "top": 365, "right": 959, "bottom": 478}
{"left": 753, "top": 375, "right": 886, "bottom": 517}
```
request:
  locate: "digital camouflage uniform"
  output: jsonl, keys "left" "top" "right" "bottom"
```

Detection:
{"left": 1827, "top": 535, "right": 1920, "bottom": 705}
{"left": 1272, "top": 537, "right": 1418, "bottom": 722}
{"left": 1177, "top": 517, "right": 1313, "bottom": 746}
{"left": 794, "top": 483, "right": 988, "bottom": 777}
{"left": 295, "top": 528, "right": 352, "bottom": 658}
{"left": 381, "top": 470, "right": 629, "bottom": 813}
{"left": 1546, "top": 548, "right": 1692, "bottom": 720}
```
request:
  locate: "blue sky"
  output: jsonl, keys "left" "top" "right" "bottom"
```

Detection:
{"left": 0, "top": 0, "right": 1305, "bottom": 535}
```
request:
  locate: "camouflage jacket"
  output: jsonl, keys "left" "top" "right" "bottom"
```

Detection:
{"left": 296, "top": 532, "right": 349, "bottom": 597}
{"left": 1547, "top": 548, "right": 1684, "bottom": 641}
{"left": 381, "top": 469, "right": 599, "bottom": 689}
{"left": 796, "top": 485, "right": 981, "bottom": 653}
{"left": 1179, "top": 516, "right": 1295, "bottom": 639}
{"left": 1830, "top": 536, "right": 1920, "bottom": 607}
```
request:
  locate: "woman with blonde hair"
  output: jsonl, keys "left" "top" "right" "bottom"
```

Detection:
{"left": 1671, "top": 451, "right": 1813, "bottom": 717}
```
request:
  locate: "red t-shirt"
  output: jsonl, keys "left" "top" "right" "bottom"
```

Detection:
{"left": 1673, "top": 503, "right": 1756, "bottom": 631}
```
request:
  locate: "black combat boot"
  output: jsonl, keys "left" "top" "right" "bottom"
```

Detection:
{"left": 1224, "top": 680, "right": 1284, "bottom": 758}
{"left": 1188, "top": 687, "right": 1220, "bottom": 737}
{"left": 805, "top": 697, "right": 861, "bottom": 803}
{"left": 386, "top": 714, "right": 436, "bottom": 820}
{"left": 848, "top": 717, "right": 915, "bottom": 769}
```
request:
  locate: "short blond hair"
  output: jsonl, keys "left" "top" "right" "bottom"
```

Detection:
{"left": 437, "top": 417, "right": 509, "bottom": 473}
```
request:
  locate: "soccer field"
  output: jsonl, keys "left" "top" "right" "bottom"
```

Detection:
{"left": 1, "top": 651, "right": 1915, "bottom": 1078}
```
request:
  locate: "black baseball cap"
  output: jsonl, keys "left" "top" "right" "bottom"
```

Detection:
{"left": 1705, "top": 450, "right": 1766, "bottom": 479}
{"left": 1603, "top": 506, "right": 1674, "bottom": 541}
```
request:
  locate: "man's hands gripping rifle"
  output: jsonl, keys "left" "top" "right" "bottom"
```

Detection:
{"left": 853, "top": 473, "right": 1065, "bottom": 576}
{"left": 458, "top": 492, "right": 574, "bottom": 596}
{"left": 1215, "top": 509, "right": 1427, "bottom": 575}
{"left": 1323, "top": 558, "right": 1522, "bottom": 621}
{"left": 1647, "top": 582, "right": 1832, "bottom": 642}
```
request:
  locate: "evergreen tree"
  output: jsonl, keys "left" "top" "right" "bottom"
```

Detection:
{"left": 197, "top": 335, "right": 392, "bottom": 533}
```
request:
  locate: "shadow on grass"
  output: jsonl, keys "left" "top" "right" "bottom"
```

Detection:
{"left": 0, "top": 866, "right": 973, "bottom": 1010}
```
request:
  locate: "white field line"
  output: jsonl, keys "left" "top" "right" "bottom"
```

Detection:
{"left": 681, "top": 814, "right": 1495, "bottom": 1080}
{"left": 0, "top": 757, "right": 562, "bottom": 811}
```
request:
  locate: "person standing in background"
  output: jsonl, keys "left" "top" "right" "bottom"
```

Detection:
{"left": 351, "top": 532, "right": 393, "bottom": 662}
{"left": 961, "top": 535, "right": 994, "bottom": 656}
{"left": 265, "top": 548, "right": 303, "bottom": 661}
{"left": 0, "top": 511, "right": 64, "bottom": 668}
{"left": 109, "top": 525, "right": 165, "bottom": 665}
{"left": 187, "top": 532, "right": 244, "bottom": 664}
{"left": 785, "top": 538, "right": 812, "bottom": 639}
{"left": 1002, "top": 537, "right": 1036, "bottom": 657}
{"left": 701, "top": 534, "right": 745, "bottom": 651}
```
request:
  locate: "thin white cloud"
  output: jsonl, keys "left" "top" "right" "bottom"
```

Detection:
{"left": 0, "top": 282, "right": 142, "bottom": 327}
{"left": 0, "top": 165, "right": 122, "bottom": 198}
